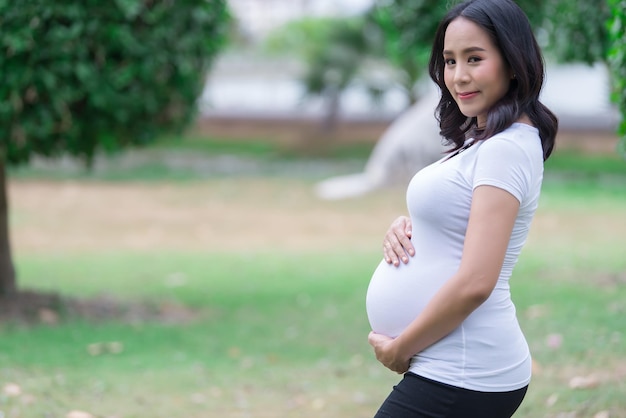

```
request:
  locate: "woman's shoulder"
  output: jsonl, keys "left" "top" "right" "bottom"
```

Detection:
{"left": 501, "top": 121, "right": 539, "bottom": 137}
{"left": 479, "top": 123, "right": 543, "bottom": 162}
{"left": 488, "top": 123, "right": 540, "bottom": 146}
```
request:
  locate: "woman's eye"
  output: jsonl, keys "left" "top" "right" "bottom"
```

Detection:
{"left": 468, "top": 56, "right": 482, "bottom": 63}
{"left": 444, "top": 58, "right": 456, "bottom": 65}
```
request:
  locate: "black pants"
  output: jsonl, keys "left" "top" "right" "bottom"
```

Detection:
{"left": 374, "top": 373, "right": 528, "bottom": 418}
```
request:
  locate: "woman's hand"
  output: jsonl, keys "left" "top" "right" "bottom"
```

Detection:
{"left": 383, "top": 216, "right": 414, "bottom": 266}
{"left": 368, "top": 332, "right": 411, "bottom": 374}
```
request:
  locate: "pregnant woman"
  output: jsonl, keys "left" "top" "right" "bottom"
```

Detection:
{"left": 365, "top": 0, "right": 558, "bottom": 417}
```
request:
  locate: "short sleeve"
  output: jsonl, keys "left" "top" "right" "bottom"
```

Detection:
{"left": 473, "top": 135, "right": 537, "bottom": 204}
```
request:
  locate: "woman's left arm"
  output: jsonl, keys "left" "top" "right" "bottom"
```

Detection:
{"left": 368, "top": 185, "right": 521, "bottom": 373}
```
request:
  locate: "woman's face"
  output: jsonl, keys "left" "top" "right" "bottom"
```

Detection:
{"left": 443, "top": 17, "right": 512, "bottom": 128}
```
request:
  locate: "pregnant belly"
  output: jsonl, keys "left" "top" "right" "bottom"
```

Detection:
{"left": 366, "top": 259, "right": 452, "bottom": 338}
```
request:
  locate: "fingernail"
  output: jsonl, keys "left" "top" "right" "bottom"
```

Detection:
{"left": 402, "top": 257, "right": 408, "bottom": 263}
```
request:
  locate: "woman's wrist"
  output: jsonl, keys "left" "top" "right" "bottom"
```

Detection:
{"left": 393, "top": 334, "right": 416, "bottom": 364}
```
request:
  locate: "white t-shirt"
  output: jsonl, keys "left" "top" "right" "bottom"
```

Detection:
{"left": 366, "top": 123, "right": 544, "bottom": 391}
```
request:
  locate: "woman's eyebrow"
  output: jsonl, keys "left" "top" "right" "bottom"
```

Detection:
{"left": 443, "top": 46, "right": 487, "bottom": 55}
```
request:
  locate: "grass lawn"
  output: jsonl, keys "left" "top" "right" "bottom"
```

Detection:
{"left": 2, "top": 137, "right": 626, "bottom": 417}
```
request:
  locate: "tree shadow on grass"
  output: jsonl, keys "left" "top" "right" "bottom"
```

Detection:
{"left": 0, "top": 290, "right": 202, "bottom": 326}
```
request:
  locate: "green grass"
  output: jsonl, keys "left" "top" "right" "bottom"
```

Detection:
{"left": 545, "top": 149, "right": 626, "bottom": 176}
{"left": 154, "top": 136, "right": 283, "bottom": 158}
{"left": 2, "top": 140, "right": 626, "bottom": 417}
{"left": 3, "top": 244, "right": 625, "bottom": 417}
{"left": 3, "top": 252, "right": 391, "bottom": 417}
{"left": 154, "top": 135, "right": 376, "bottom": 160}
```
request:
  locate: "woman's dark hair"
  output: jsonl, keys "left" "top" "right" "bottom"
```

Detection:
{"left": 428, "top": 0, "right": 558, "bottom": 160}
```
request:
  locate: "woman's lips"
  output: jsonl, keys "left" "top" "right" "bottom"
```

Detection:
{"left": 458, "top": 91, "right": 479, "bottom": 100}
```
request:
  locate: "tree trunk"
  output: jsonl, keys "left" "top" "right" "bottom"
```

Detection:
{"left": 321, "top": 88, "right": 341, "bottom": 135}
{"left": 0, "top": 160, "right": 16, "bottom": 296}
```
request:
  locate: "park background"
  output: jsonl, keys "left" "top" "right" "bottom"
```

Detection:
{"left": 1, "top": 0, "right": 625, "bottom": 417}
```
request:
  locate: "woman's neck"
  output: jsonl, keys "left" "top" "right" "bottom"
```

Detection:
{"left": 516, "top": 114, "right": 534, "bottom": 127}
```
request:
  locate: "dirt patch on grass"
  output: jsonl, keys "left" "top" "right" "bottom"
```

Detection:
{"left": 10, "top": 177, "right": 625, "bottom": 255}
{"left": 9, "top": 178, "right": 407, "bottom": 253}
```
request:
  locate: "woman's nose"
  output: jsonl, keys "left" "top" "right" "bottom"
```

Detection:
{"left": 454, "top": 65, "right": 470, "bottom": 84}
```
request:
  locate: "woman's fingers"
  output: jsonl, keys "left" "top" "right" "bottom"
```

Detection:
{"left": 384, "top": 216, "right": 414, "bottom": 266}
{"left": 384, "top": 235, "right": 405, "bottom": 266}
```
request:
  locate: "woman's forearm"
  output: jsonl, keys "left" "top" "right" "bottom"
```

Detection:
{"left": 392, "top": 271, "right": 493, "bottom": 362}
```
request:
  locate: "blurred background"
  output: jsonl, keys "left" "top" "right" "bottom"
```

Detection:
{"left": 205, "top": 0, "right": 618, "bottom": 127}
{"left": 197, "top": 0, "right": 623, "bottom": 198}
{"left": 201, "top": 0, "right": 619, "bottom": 141}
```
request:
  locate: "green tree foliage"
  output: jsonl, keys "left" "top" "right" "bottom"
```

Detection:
{"left": 539, "top": 0, "right": 610, "bottom": 64}
{"left": 0, "top": 0, "right": 229, "bottom": 166}
{"left": 368, "top": 0, "right": 455, "bottom": 103}
{"left": 301, "top": 19, "right": 370, "bottom": 133}
{"left": 607, "top": 0, "right": 626, "bottom": 154}
{"left": 265, "top": 17, "right": 386, "bottom": 138}
{"left": 266, "top": 17, "right": 375, "bottom": 110}
{"left": 264, "top": 17, "right": 350, "bottom": 60}
{"left": 0, "top": 0, "right": 230, "bottom": 295}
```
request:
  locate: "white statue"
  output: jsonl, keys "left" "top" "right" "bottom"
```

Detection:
{"left": 315, "top": 86, "right": 447, "bottom": 200}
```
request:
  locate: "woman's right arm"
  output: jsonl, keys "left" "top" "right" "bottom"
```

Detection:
{"left": 383, "top": 216, "right": 415, "bottom": 266}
